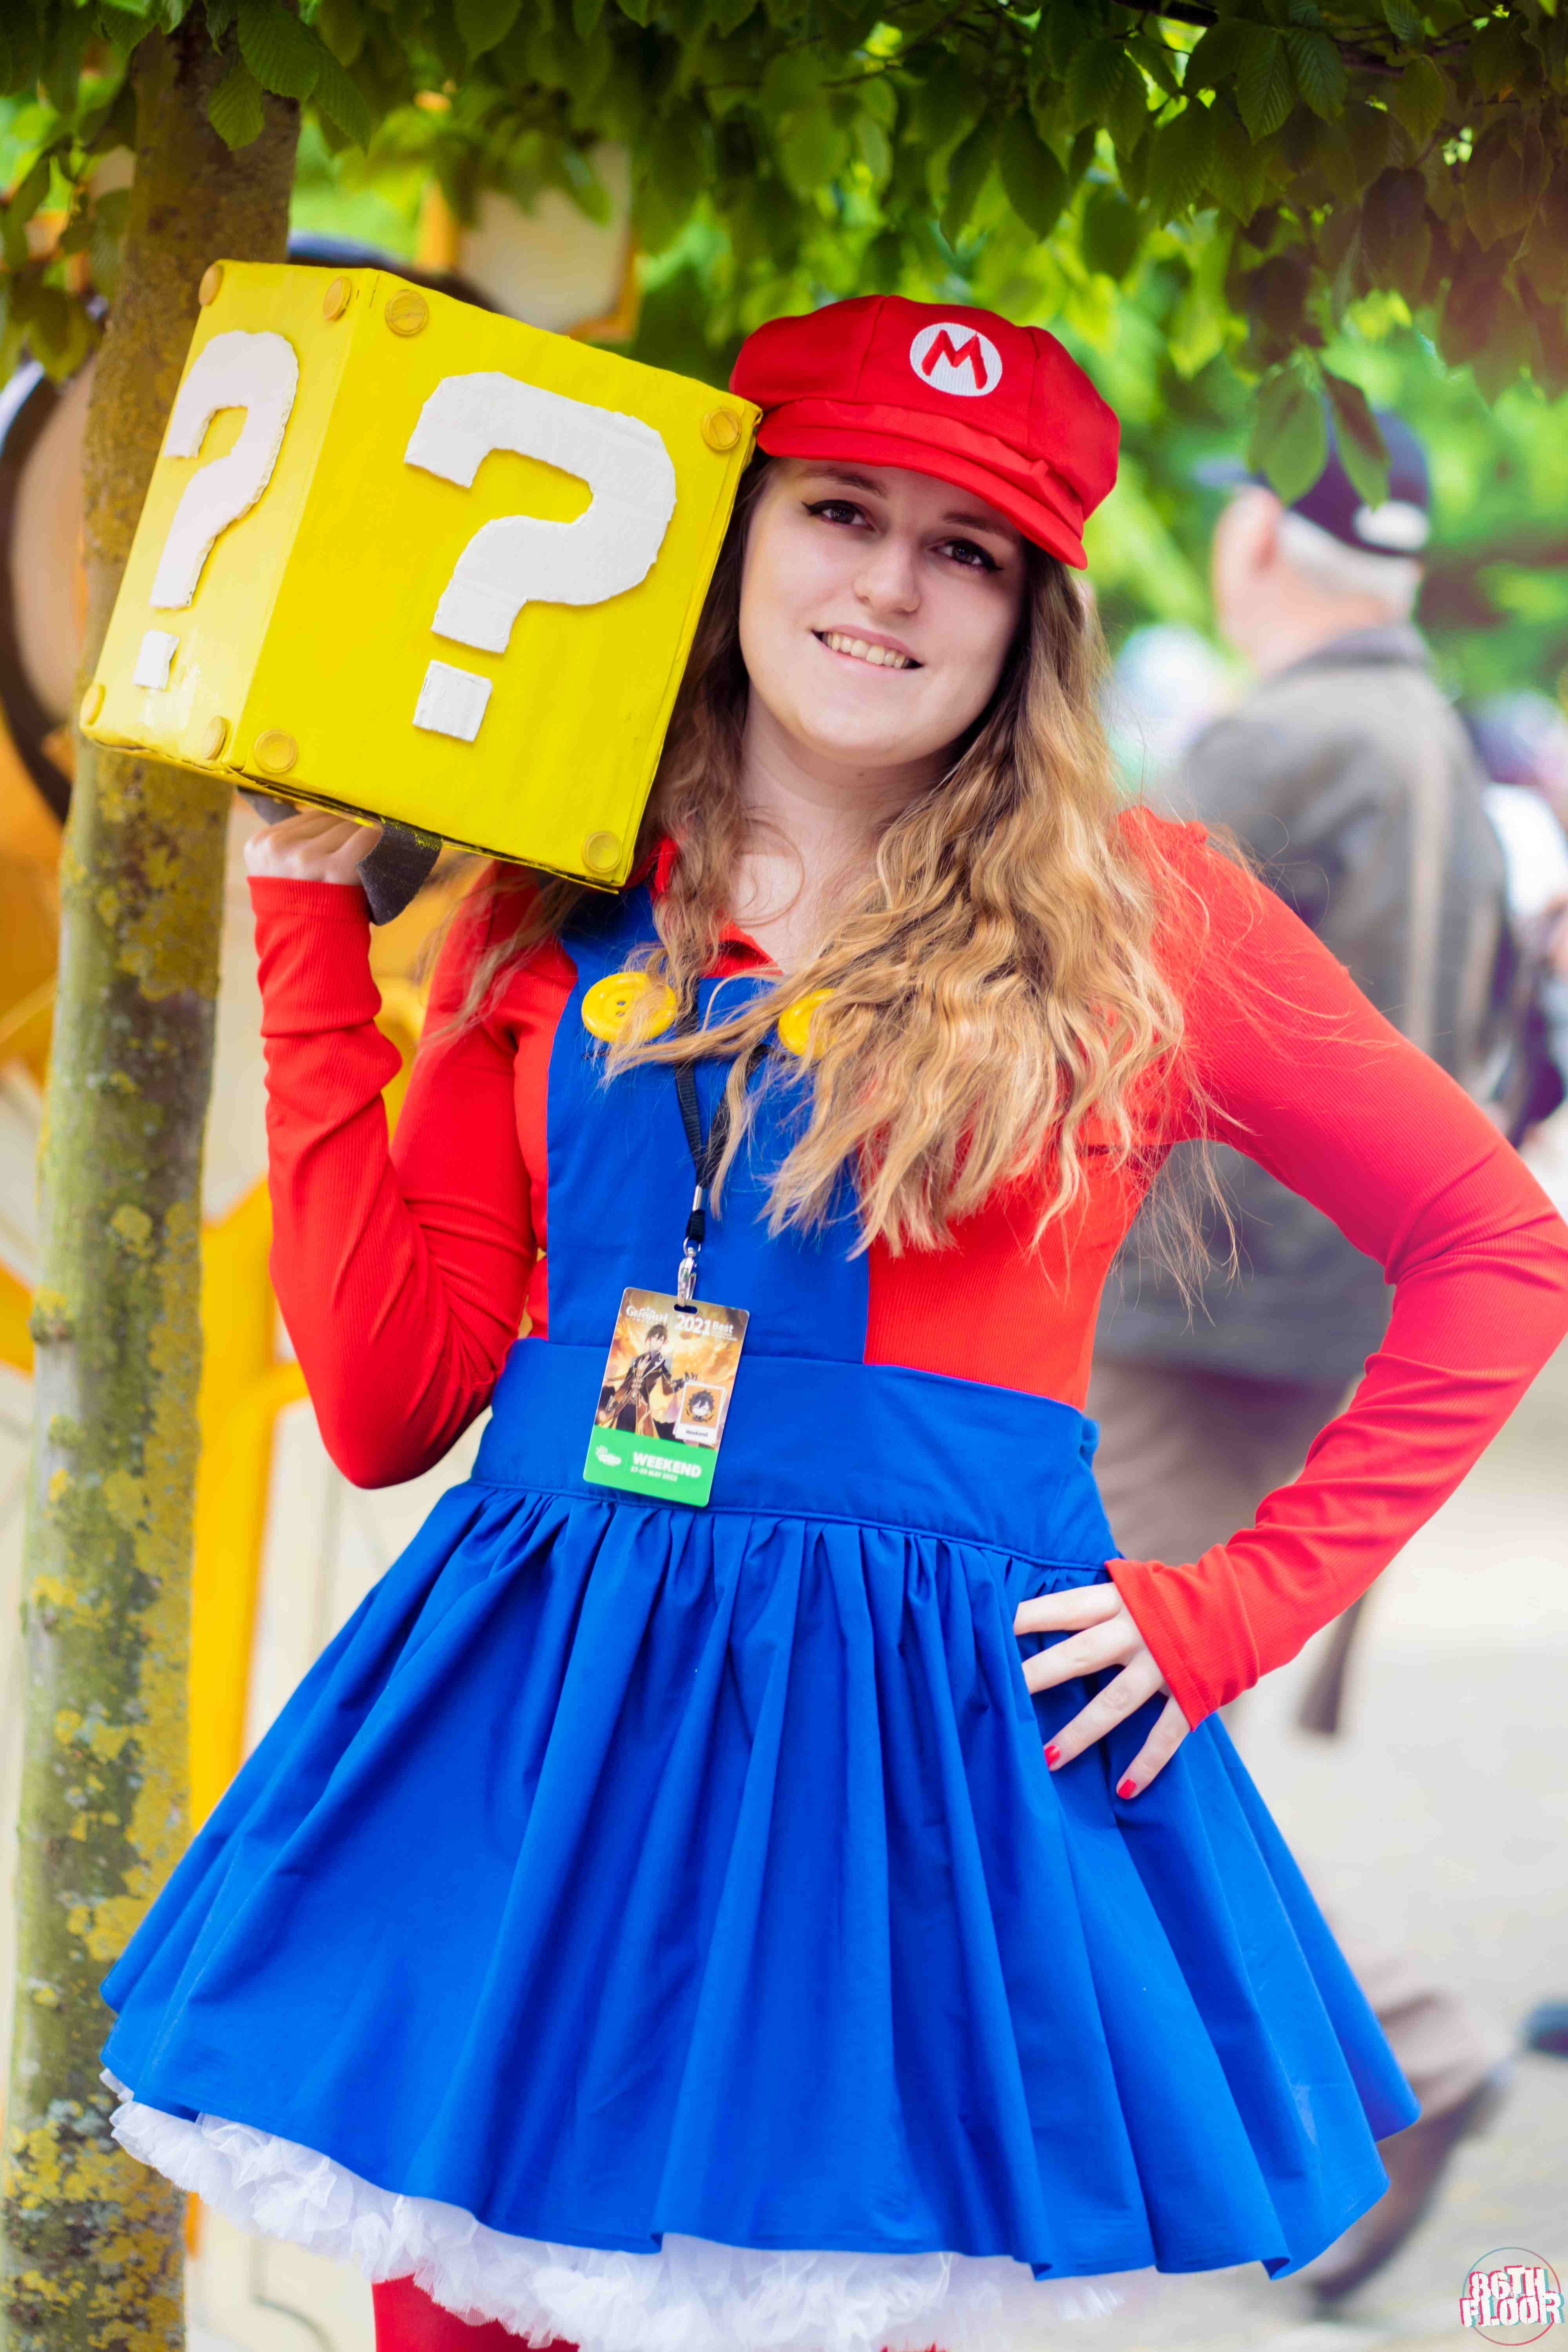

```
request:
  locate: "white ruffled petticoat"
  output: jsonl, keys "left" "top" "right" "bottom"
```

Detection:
{"left": 105, "top": 2074, "right": 1164, "bottom": 2352}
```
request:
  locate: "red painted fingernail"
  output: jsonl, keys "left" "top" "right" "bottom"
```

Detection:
{"left": 1044, "top": 1743, "right": 1061, "bottom": 1766}
{"left": 1116, "top": 1775, "right": 1136, "bottom": 1799}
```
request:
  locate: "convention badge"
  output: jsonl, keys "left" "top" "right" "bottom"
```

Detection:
{"left": 584, "top": 1286, "right": 748, "bottom": 1507}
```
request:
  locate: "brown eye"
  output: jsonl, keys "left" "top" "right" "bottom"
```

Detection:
{"left": 940, "top": 538, "right": 999, "bottom": 573}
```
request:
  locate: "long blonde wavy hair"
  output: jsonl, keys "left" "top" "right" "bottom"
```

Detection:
{"left": 445, "top": 454, "right": 1250, "bottom": 1276}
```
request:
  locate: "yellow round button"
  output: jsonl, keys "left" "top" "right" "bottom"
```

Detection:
{"left": 253, "top": 728, "right": 298, "bottom": 776}
{"left": 198, "top": 261, "right": 223, "bottom": 307}
{"left": 385, "top": 289, "right": 429, "bottom": 338}
{"left": 321, "top": 274, "right": 352, "bottom": 322}
{"left": 197, "top": 715, "right": 229, "bottom": 762}
{"left": 777, "top": 987, "right": 831, "bottom": 1058}
{"left": 581, "top": 971, "right": 678, "bottom": 1044}
{"left": 80, "top": 682, "right": 105, "bottom": 728}
{"left": 582, "top": 830, "right": 621, "bottom": 875}
{"left": 701, "top": 407, "right": 743, "bottom": 454}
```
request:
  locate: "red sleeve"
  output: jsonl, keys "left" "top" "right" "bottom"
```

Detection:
{"left": 251, "top": 872, "right": 535, "bottom": 1488}
{"left": 1104, "top": 819, "right": 1568, "bottom": 1728}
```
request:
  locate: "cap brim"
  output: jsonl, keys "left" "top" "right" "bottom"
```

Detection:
{"left": 754, "top": 418, "right": 1089, "bottom": 567}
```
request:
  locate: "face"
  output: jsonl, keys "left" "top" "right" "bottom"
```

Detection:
{"left": 1210, "top": 486, "right": 1281, "bottom": 661}
{"left": 737, "top": 458, "right": 1029, "bottom": 780}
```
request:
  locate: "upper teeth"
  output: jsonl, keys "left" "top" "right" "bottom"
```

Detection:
{"left": 821, "top": 632, "right": 915, "bottom": 670}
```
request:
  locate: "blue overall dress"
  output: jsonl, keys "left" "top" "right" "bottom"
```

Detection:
{"left": 100, "top": 880, "right": 1419, "bottom": 2338}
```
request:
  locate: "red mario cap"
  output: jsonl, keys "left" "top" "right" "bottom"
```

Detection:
{"left": 729, "top": 295, "right": 1119, "bottom": 568}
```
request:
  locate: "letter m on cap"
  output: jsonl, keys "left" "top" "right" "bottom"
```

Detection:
{"left": 909, "top": 322, "right": 1003, "bottom": 398}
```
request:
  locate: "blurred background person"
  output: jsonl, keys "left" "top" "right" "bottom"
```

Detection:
{"left": 1464, "top": 692, "right": 1568, "bottom": 1136}
{"left": 1089, "top": 411, "right": 1521, "bottom": 2305}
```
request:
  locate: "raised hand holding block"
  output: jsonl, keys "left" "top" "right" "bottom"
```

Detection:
{"left": 82, "top": 262, "right": 759, "bottom": 887}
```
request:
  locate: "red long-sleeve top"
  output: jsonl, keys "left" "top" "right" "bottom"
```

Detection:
{"left": 250, "top": 813, "right": 1568, "bottom": 1730}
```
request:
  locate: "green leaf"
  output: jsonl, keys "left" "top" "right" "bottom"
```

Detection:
{"left": 310, "top": 47, "right": 374, "bottom": 145}
{"left": 1234, "top": 25, "right": 1295, "bottom": 142}
{"left": 207, "top": 57, "right": 266, "bottom": 145}
{"left": 237, "top": 2, "right": 321, "bottom": 97}
{"left": 205, "top": 0, "right": 238, "bottom": 41}
{"left": 761, "top": 50, "right": 826, "bottom": 123}
{"left": 1390, "top": 53, "right": 1446, "bottom": 152}
{"left": 1283, "top": 26, "right": 1346, "bottom": 121}
{"left": 1065, "top": 36, "right": 1137, "bottom": 136}
{"left": 1145, "top": 100, "right": 1216, "bottom": 220}
{"left": 1127, "top": 28, "right": 1181, "bottom": 100}
{"left": 1470, "top": 17, "right": 1533, "bottom": 102}
{"left": 1247, "top": 360, "right": 1328, "bottom": 503}
{"left": 313, "top": 0, "right": 364, "bottom": 62}
{"left": 1342, "top": 100, "right": 1392, "bottom": 192}
{"left": 1438, "top": 246, "right": 1502, "bottom": 367}
{"left": 941, "top": 116, "right": 997, "bottom": 244}
{"left": 452, "top": 0, "right": 522, "bottom": 57}
{"left": 1490, "top": 122, "right": 1548, "bottom": 239}
{"left": 1359, "top": 165, "right": 1431, "bottom": 300}
{"left": 776, "top": 111, "right": 849, "bottom": 198}
{"left": 1181, "top": 19, "right": 1252, "bottom": 95}
{"left": 1380, "top": 0, "right": 1424, "bottom": 44}
{"left": 6, "top": 276, "right": 97, "bottom": 382}
{"left": 1082, "top": 183, "right": 1141, "bottom": 280}
{"left": 1207, "top": 96, "right": 1269, "bottom": 223}
{"left": 998, "top": 114, "right": 1067, "bottom": 239}
{"left": 1322, "top": 370, "right": 1389, "bottom": 505}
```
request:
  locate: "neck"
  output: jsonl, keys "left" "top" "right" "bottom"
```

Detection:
{"left": 1241, "top": 598, "right": 1404, "bottom": 677}
{"left": 728, "top": 702, "right": 940, "bottom": 969}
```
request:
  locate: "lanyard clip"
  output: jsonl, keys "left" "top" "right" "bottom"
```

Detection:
{"left": 676, "top": 1181, "right": 704, "bottom": 1307}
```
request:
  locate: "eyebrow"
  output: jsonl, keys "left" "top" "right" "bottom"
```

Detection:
{"left": 803, "top": 466, "right": 1020, "bottom": 546}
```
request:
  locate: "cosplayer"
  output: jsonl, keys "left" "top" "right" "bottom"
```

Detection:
{"left": 97, "top": 297, "right": 1568, "bottom": 2352}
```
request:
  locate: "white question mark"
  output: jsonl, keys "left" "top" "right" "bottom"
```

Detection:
{"left": 133, "top": 328, "right": 299, "bottom": 692}
{"left": 403, "top": 372, "right": 677, "bottom": 742}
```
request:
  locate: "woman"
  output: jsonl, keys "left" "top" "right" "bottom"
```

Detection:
{"left": 100, "top": 297, "right": 1568, "bottom": 2352}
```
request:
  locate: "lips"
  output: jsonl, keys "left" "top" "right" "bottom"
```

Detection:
{"left": 815, "top": 630, "right": 920, "bottom": 670}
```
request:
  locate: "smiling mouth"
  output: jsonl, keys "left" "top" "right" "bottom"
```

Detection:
{"left": 814, "top": 630, "right": 921, "bottom": 671}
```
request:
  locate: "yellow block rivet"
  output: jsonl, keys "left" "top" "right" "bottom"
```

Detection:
{"left": 322, "top": 275, "right": 352, "bottom": 322}
{"left": 253, "top": 729, "right": 298, "bottom": 777}
{"left": 385, "top": 289, "right": 429, "bottom": 338}
{"left": 581, "top": 971, "right": 677, "bottom": 1044}
{"left": 80, "top": 682, "right": 105, "bottom": 728}
{"left": 198, "top": 717, "right": 229, "bottom": 762}
{"left": 701, "top": 407, "right": 742, "bottom": 454}
{"left": 777, "top": 987, "right": 832, "bottom": 1059}
{"left": 582, "top": 830, "right": 621, "bottom": 875}
{"left": 198, "top": 262, "right": 223, "bottom": 307}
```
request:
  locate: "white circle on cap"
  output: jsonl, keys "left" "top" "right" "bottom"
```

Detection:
{"left": 909, "top": 322, "right": 1003, "bottom": 397}
{"left": 1352, "top": 499, "right": 1429, "bottom": 552}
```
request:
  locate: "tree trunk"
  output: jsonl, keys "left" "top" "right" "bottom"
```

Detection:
{"left": 1, "top": 28, "right": 297, "bottom": 2349}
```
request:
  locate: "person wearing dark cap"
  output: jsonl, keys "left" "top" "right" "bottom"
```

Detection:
{"left": 96, "top": 311, "right": 1568, "bottom": 2352}
{"left": 1091, "top": 409, "right": 1520, "bottom": 2304}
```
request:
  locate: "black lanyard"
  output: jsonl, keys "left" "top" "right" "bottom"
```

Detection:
{"left": 671, "top": 1005, "right": 767, "bottom": 1307}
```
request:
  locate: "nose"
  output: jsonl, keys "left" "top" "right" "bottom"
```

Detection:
{"left": 852, "top": 529, "right": 921, "bottom": 616}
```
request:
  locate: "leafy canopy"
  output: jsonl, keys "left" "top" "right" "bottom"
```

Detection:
{"left": 4, "top": 2, "right": 1568, "bottom": 499}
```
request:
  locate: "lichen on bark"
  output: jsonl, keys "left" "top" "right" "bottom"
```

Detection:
{"left": 1, "top": 26, "right": 297, "bottom": 2350}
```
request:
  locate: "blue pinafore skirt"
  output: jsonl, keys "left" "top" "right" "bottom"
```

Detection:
{"left": 101, "top": 883, "right": 1418, "bottom": 2344}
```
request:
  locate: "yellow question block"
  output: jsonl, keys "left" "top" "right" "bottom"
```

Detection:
{"left": 83, "top": 262, "right": 759, "bottom": 886}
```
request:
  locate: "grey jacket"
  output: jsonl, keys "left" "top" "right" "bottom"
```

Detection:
{"left": 1096, "top": 624, "right": 1509, "bottom": 1382}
